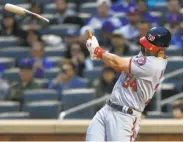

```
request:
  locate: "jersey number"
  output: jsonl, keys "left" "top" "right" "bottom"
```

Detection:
{"left": 122, "top": 75, "right": 137, "bottom": 92}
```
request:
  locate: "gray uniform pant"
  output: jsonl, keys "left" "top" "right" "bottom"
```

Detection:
{"left": 86, "top": 105, "right": 141, "bottom": 142}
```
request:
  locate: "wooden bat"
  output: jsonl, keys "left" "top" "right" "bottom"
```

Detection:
{"left": 88, "top": 30, "right": 93, "bottom": 39}
{"left": 4, "top": 3, "right": 49, "bottom": 23}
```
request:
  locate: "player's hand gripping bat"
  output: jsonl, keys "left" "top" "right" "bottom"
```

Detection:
{"left": 4, "top": 3, "right": 49, "bottom": 23}
{"left": 86, "top": 30, "right": 103, "bottom": 60}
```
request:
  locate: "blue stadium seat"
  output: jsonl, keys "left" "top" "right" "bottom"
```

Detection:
{"left": 165, "top": 57, "right": 183, "bottom": 74}
{"left": 23, "top": 101, "right": 62, "bottom": 119}
{"left": 0, "top": 112, "right": 30, "bottom": 119}
{"left": 40, "top": 24, "right": 80, "bottom": 37}
{"left": 0, "top": 101, "right": 20, "bottom": 113}
{"left": 23, "top": 89, "right": 58, "bottom": 103}
{"left": 78, "top": 13, "right": 92, "bottom": 23}
{"left": 44, "top": 3, "right": 76, "bottom": 14}
{"left": 47, "top": 57, "right": 62, "bottom": 67}
{"left": 149, "top": 3, "right": 168, "bottom": 14}
{"left": 0, "top": 47, "right": 30, "bottom": 62}
{"left": 92, "top": 60, "right": 104, "bottom": 67}
{"left": 0, "top": 58, "right": 15, "bottom": 69}
{"left": 146, "top": 112, "right": 172, "bottom": 119}
{"left": 62, "top": 88, "right": 96, "bottom": 119}
{"left": 84, "top": 67, "right": 103, "bottom": 81}
{"left": 30, "top": 0, "right": 53, "bottom": 4}
{"left": 44, "top": 68, "right": 60, "bottom": 80}
{"left": 165, "top": 48, "right": 183, "bottom": 56}
{"left": 0, "top": 37, "right": 22, "bottom": 47}
{"left": 2, "top": 68, "right": 20, "bottom": 82}
{"left": 45, "top": 48, "right": 66, "bottom": 57}
{"left": 2, "top": 0, "right": 26, "bottom": 4}
{"left": 35, "top": 79, "right": 49, "bottom": 88}
{"left": 80, "top": 2, "right": 97, "bottom": 14}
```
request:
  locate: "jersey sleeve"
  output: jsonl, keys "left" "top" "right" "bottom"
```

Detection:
{"left": 129, "top": 56, "right": 155, "bottom": 80}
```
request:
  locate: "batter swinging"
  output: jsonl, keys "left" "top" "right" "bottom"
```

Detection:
{"left": 85, "top": 27, "right": 171, "bottom": 141}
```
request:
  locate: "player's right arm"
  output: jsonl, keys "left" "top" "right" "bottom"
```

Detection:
{"left": 101, "top": 52, "right": 130, "bottom": 73}
{"left": 86, "top": 35, "right": 155, "bottom": 80}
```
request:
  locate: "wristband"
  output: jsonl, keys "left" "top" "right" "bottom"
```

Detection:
{"left": 94, "top": 46, "right": 106, "bottom": 58}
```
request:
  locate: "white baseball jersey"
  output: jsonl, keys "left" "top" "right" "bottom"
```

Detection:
{"left": 110, "top": 52, "right": 167, "bottom": 112}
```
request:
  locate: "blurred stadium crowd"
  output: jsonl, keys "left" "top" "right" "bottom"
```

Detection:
{"left": 0, "top": 0, "right": 182, "bottom": 119}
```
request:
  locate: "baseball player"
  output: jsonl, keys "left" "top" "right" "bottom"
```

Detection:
{"left": 85, "top": 27, "right": 171, "bottom": 141}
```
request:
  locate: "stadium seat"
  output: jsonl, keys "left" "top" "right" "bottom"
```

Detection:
{"left": 0, "top": 112, "right": 30, "bottom": 119}
{"left": 2, "top": 0, "right": 26, "bottom": 4}
{"left": 80, "top": 2, "right": 97, "bottom": 14}
{"left": 30, "top": 0, "right": 53, "bottom": 4}
{"left": 23, "top": 101, "right": 62, "bottom": 119}
{"left": 84, "top": 67, "right": 103, "bottom": 81}
{"left": 0, "top": 6, "right": 3, "bottom": 14}
{"left": 92, "top": 60, "right": 104, "bottom": 67}
{"left": 146, "top": 111, "right": 173, "bottom": 119}
{"left": 2, "top": 68, "right": 20, "bottom": 82}
{"left": 62, "top": 88, "right": 96, "bottom": 119}
{"left": 0, "top": 36, "right": 22, "bottom": 47}
{"left": 149, "top": 3, "right": 168, "bottom": 14}
{"left": 23, "top": 89, "right": 58, "bottom": 103}
{"left": 165, "top": 57, "right": 183, "bottom": 74}
{"left": 78, "top": 13, "right": 92, "bottom": 23}
{"left": 45, "top": 48, "right": 66, "bottom": 57}
{"left": 44, "top": 68, "right": 60, "bottom": 80}
{"left": 35, "top": 79, "right": 49, "bottom": 88}
{"left": 0, "top": 58, "right": 15, "bottom": 69}
{"left": 0, "top": 101, "right": 20, "bottom": 113}
{"left": 46, "top": 57, "right": 62, "bottom": 67}
{"left": 40, "top": 24, "right": 80, "bottom": 37}
{"left": 0, "top": 47, "right": 30, "bottom": 62}
{"left": 44, "top": 3, "right": 76, "bottom": 14}
{"left": 165, "top": 48, "right": 183, "bottom": 56}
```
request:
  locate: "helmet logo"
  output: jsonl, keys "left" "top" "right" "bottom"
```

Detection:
{"left": 148, "top": 34, "right": 155, "bottom": 41}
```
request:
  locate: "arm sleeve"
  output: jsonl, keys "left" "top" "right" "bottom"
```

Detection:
{"left": 129, "top": 56, "right": 155, "bottom": 81}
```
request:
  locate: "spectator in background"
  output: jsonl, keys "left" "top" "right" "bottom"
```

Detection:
{"left": 23, "top": 41, "right": 54, "bottom": 78}
{"left": 137, "top": 0, "right": 159, "bottom": 26}
{"left": 78, "top": 26, "right": 95, "bottom": 70}
{"left": 93, "top": 66, "right": 117, "bottom": 111}
{"left": 172, "top": 100, "right": 183, "bottom": 119}
{"left": 25, "top": 29, "right": 42, "bottom": 47}
{"left": 100, "top": 17, "right": 122, "bottom": 47}
{"left": 110, "top": 29, "right": 130, "bottom": 56}
{"left": 50, "top": 0, "right": 75, "bottom": 25}
{"left": 0, "top": 63, "right": 9, "bottom": 100}
{"left": 118, "top": 6, "right": 140, "bottom": 42}
{"left": 0, "top": 12, "right": 26, "bottom": 42}
{"left": 165, "top": 14, "right": 183, "bottom": 48}
{"left": 65, "top": 28, "right": 80, "bottom": 58}
{"left": 111, "top": 0, "right": 136, "bottom": 15}
{"left": 68, "top": 43, "right": 87, "bottom": 77}
{"left": 136, "top": 20, "right": 151, "bottom": 45}
{"left": 21, "top": 2, "right": 47, "bottom": 27}
{"left": 168, "top": 0, "right": 181, "bottom": 15}
{"left": 48, "top": 60, "right": 88, "bottom": 95}
{"left": 86, "top": 0, "right": 112, "bottom": 29}
{"left": 9, "top": 60, "right": 40, "bottom": 103}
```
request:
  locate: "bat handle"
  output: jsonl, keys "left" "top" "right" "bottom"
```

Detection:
{"left": 88, "top": 30, "right": 93, "bottom": 39}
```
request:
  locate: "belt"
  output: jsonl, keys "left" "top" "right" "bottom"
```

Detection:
{"left": 107, "top": 100, "right": 141, "bottom": 117}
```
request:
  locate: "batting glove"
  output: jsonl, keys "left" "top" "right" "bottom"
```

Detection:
{"left": 86, "top": 36, "right": 106, "bottom": 60}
